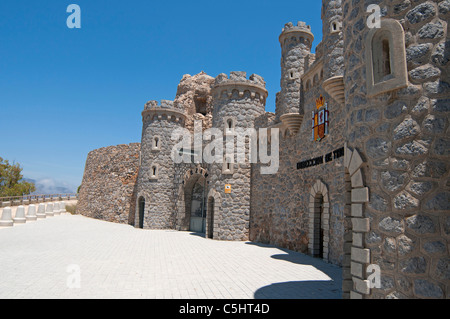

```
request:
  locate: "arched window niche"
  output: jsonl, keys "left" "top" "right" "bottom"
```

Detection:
{"left": 223, "top": 117, "right": 235, "bottom": 136}
{"left": 150, "top": 164, "right": 159, "bottom": 180}
{"left": 152, "top": 135, "right": 161, "bottom": 151}
{"left": 222, "top": 155, "right": 234, "bottom": 175}
{"left": 365, "top": 19, "right": 408, "bottom": 97}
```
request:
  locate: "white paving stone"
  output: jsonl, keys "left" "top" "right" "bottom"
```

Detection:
{"left": 0, "top": 214, "right": 342, "bottom": 299}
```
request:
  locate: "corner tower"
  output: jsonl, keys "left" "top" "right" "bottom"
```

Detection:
{"left": 135, "top": 100, "right": 186, "bottom": 229}
{"left": 276, "top": 21, "right": 314, "bottom": 121}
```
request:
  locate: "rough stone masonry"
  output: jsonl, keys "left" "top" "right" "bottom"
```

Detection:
{"left": 78, "top": 0, "right": 449, "bottom": 299}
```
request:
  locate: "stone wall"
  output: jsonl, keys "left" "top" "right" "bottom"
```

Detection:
{"left": 342, "top": 0, "right": 449, "bottom": 299}
{"left": 251, "top": 81, "right": 347, "bottom": 266}
{"left": 77, "top": 143, "right": 140, "bottom": 225}
{"left": 250, "top": 11, "right": 348, "bottom": 267}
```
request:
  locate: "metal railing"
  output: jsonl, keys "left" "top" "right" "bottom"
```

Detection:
{"left": 0, "top": 194, "right": 79, "bottom": 207}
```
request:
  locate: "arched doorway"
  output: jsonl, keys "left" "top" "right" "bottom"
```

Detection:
{"left": 138, "top": 196, "right": 145, "bottom": 229}
{"left": 189, "top": 178, "right": 206, "bottom": 233}
{"left": 178, "top": 166, "right": 209, "bottom": 233}
{"left": 313, "top": 193, "right": 325, "bottom": 258}
{"left": 308, "top": 180, "right": 330, "bottom": 261}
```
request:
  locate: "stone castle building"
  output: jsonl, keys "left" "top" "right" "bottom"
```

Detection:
{"left": 78, "top": 0, "right": 449, "bottom": 299}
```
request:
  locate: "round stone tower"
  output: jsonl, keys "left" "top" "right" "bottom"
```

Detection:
{"left": 276, "top": 21, "right": 314, "bottom": 120}
{"left": 321, "top": 0, "right": 344, "bottom": 79}
{"left": 135, "top": 99, "right": 187, "bottom": 229}
{"left": 209, "top": 71, "right": 268, "bottom": 241}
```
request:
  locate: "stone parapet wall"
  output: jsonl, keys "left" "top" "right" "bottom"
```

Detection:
{"left": 77, "top": 143, "right": 140, "bottom": 225}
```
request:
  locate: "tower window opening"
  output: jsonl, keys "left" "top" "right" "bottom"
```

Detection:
{"left": 366, "top": 19, "right": 408, "bottom": 97}
{"left": 152, "top": 166, "right": 157, "bottom": 176}
{"left": 372, "top": 30, "right": 393, "bottom": 84}
{"left": 194, "top": 97, "right": 207, "bottom": 116}
{"left": 382, "top": 39, "right": 391, "bottom": 78}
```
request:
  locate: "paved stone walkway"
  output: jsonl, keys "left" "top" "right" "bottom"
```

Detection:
{"left": 0, "top": 213, "right": 342, "bottom": 299}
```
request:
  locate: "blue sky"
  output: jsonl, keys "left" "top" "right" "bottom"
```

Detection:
{"left": 0, "top": 0, "right": 323, "bottom": 192}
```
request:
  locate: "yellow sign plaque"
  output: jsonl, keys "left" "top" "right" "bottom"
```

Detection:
{"left": 225, "top": 184, "right": 231, "bottom": 194}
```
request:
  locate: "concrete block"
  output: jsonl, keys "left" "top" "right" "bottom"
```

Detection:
{"left": 351, "top": 169, "right": 364, "bottom": 188}
{"left": 351, "top": 247, "right": 371, "bottom": 264}
{"left": 54, "top": 202, "right": 61, "bottom": 216}
{"left": 351, "top": 261, "right": 364, "bottom": 278}
{"left": 351, "top": 204, "right": 363, "bottom": 217}
{"left": 26, "top": 204, "right": 37, "bottom": 221}
{"left": 352, "top": 218, "right": 370, "bottom": 232}
{"left": 60, "top": 201, "right": 66, "bottom": 213}
{"left": 46, "top": 203, "right": 54, "bottom": 217}
{"left": 353, "top": 277, "right": 370, "bottom": 295}
{"left": 353, "top": 232, "right": 363, "bottom": 247}
{"left": 13, "top": 206, "right": 27, "bottom": 224}
{"left": 0, "top": 207, "right": 14, "bottom": 227}
{"left": 344, "top": 146, "right": 352, "bottom": 170}
{"left": 348, "top": 150, "right": 363, "bottom": 176}
{"left": 37, "top": 203, "right": 46, "bottom": 219}
{"left": 2, "top": 201, "right": 11, "bottom": 208}
{"left": 352, "top": 187, "right": 369, "bottom": 203}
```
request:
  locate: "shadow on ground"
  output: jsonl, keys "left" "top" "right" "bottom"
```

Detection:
{"left": 246, "top": 241, "right": 342, "bottom": 299}
{"left": 188, "top": 232, "right": 206, "bottom": 238}
{"left": 254, "top": 281, "right": 341, "bottom": 299}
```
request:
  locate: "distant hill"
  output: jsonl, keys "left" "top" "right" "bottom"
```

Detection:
{"left": 23, "top": 178, "right": 75, "bottom": 195}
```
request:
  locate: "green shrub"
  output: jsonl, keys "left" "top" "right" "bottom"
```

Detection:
{"left": 65, "top": 204, "right": 77, "bottom": 215}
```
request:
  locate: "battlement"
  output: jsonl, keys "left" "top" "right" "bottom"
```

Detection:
{"left": 211, "top": 71, "right": 268, "bottom": 103}
{"left": 279, "top": 21, "right": 314, "bottom": 46}
{"left": 214, "top": 71, "right": 266, "bottom": 87}
{"left": 144, "top": 100, "right": 175, "bottom": 110}
{"left": 281, "top": 21, "right": 311, "bottom": 33}
{"left": 142, "top": 99, "right": 186, "bottom": 124}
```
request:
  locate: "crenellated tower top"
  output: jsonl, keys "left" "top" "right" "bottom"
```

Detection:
{"left": 279, "top": 21, "right": 314, "bottom": 51}
{"left": 211, "top": 71, "right": 268, "bottom": 105}
{"left": 141, "top": 100, "right": 186, "bottom": 125}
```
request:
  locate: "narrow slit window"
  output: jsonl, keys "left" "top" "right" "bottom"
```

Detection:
{"left": 152, "top": 136, "right": 161, "bottom": 150}
{"left": 372, "top": 30, "right": 393, "bottom": 84}
{"left": 382, "top": 39, "right": 391, "bottom": 78}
